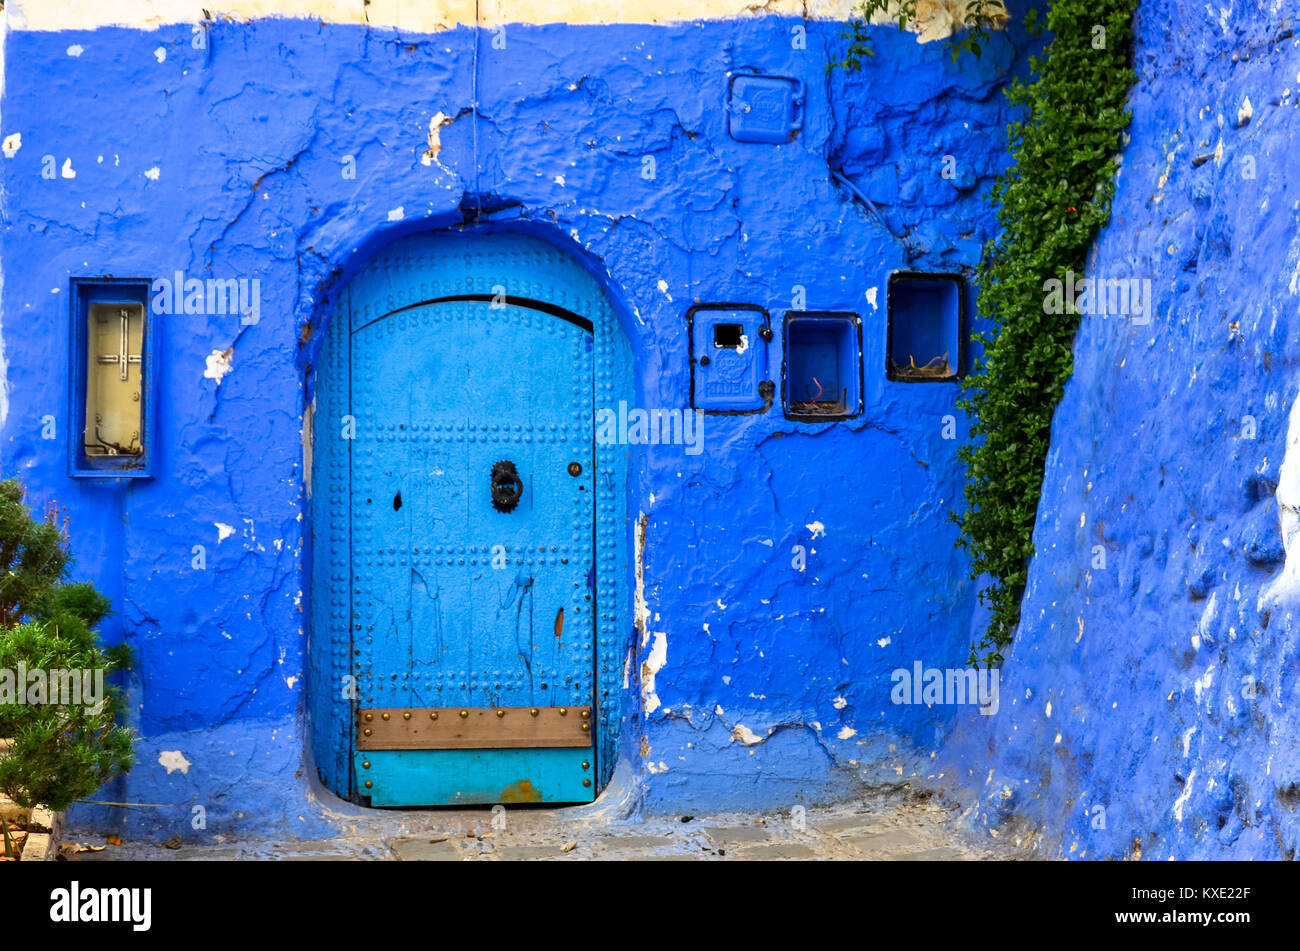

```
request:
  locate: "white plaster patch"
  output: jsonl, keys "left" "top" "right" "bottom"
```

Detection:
{"left": 1237, "top": 96, "right": 1253, "bottom": 126}
{"left": 158, "top": 750, "right": 191, "bottom": 775}
{"left": 832, "top": 695, "right": 847, "bottom": 709}
{"left": 66, "top": 44, "right": 84, "bottom": 56}
{"left": 876, "top": 636, "right": 891, "bottom": 648}
{"left": 837, "top": 725, "right": 857, "bottom": 740}
{"left": 806, "top": 520, "right": 826, "bottom": 539}
{"left": 204, "top": 347, "right": 233, "bottom": 384}
{"left": 60, "top": 157, "right": 75, "bottom": 179}
{"left": 865, "top": 286, "right": 878, "bottom": 311}
{"left": 731, "top": 723, "right": 765, "bottom": 746}
{"left": 420, "top": 111, "right": 455, "bottom": 165}
{"left": 215, "top": 522, "right": 235, "bottom": 541}
{"left": 387, "top": 206, "right": 405, "bottom": 222}
{"left": 1, "top": 133, "right": 20, "bottom": 158}
{"left": 641, "top": 629, "right": 667, "bottom": 715}
{"left": 144, "top": 166, "right": 160, "bottom": 180}
{"left": 154, "top": 46, "right": 166, "bottom": 63}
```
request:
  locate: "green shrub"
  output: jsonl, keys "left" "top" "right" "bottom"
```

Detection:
{"left": 0, "top": 479, "right": 133, "bottom": 811}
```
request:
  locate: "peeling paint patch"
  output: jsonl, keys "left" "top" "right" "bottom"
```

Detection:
{"left": 158, "top": 749, "right": 191, "bottom": 774}
{"left": 420, "top": 111, "right": 455, "bottom": 166}
{"left": 144, "top": 165, "right": 160, "bottom": 180}
{"left": 215, "top": 522, "right": 235, "bottom": 542}
{"left": 1, "top": 133, "right": 20, "bottom": 158}
{"left": 641, "top": 629, "right": 667, "bottom": 716}
{"left": 204, "top": 347, "right": 233, "bottom": 384}
{"left": 806, "top": 520, "right": 826, "bottom": 539}
{"left": 387, "top": 206, "right": 405, "bottom": 222}
{"left": 66, "top": 44, "right": 84, "bottom": 56}
{"left": 731, "top": 723, "right": 766, "bottom": 746}
{"left": 634, "top": 512, "right": 649, "bottom": 635}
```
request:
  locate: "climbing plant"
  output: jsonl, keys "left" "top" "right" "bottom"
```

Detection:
{"left": 836, "top": 2, "right": 1138, "bottom": 665}
{"left": 957, "top": 1, "right": 1137, "bottom": 666}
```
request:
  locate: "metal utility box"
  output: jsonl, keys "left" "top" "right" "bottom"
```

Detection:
{"left": 688, "top": 303, "right": 773, "bottom": 414}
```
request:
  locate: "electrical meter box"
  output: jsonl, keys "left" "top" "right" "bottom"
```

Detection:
{"left": 727, "top": 74, "right": 805, "bottom": 144}
{"left": 688, "top": 303, "right": 773, "bottom": 414}
{"left": 68, "top": 278, "right": 156, "bottom": 478}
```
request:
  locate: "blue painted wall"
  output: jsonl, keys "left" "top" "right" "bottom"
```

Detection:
{"left": 0, "top": 11, "right": 1041, "bottom": 838}
{"left": 939, "top": 3, "right": 1300, "bottom": 859}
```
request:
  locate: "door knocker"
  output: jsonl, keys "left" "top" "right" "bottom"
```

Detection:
{"left": 491, "top": 460, "right": 524, "bottom": 513}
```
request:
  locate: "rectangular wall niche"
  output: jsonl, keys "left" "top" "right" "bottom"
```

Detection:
{"left": 68, "top": 278, "right": 156, "bottom": 478}
{"left": 887, "top": 272, "right": 965, "bottom": 382}
{"left": 782, "top": 312, "right": 863, "bottom": 422}
{"left": 688, "top": 303, "right": 773, "bottom": 414}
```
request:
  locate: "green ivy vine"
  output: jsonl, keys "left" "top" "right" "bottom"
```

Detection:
{"left": 837, "top": 2, "right": 1139, "bottom": 665}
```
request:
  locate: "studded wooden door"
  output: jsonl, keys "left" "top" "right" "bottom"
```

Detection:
{"left": 310, "top": 230, "right": 631, "bottom": 807}
{"left": 347, "top": 296, "right": 596, "bottom": 805}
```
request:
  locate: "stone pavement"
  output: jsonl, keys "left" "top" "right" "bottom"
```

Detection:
{"left": 72, "top": 789, "right": 1024, "bottom": 861}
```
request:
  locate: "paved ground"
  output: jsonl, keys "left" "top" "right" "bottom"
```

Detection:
{"left": 70, "top": 788, "right": 1022, "bottom": 861}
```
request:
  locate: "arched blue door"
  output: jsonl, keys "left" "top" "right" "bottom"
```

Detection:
{"left": 310, "top": 231, "right": 624, "bottom": 806}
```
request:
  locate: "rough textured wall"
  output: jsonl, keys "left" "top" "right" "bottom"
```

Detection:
{"left": 0, "top": 5, "right": 1038, "bottom": 838}
{"left": 941, "top": 2, "right": 1300, "bottom": 859}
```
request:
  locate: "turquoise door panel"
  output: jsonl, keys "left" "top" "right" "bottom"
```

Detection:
{"left": 349, "top": 299, "right": 596, "bottom": 804}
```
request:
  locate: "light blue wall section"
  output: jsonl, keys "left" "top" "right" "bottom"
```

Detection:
{"left": 0, "top": 11, "right": 1041, "bottom": 837}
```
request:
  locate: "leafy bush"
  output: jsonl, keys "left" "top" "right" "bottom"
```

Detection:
{"left": 0, "top": 479, "right": 133, "bottom": 810}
